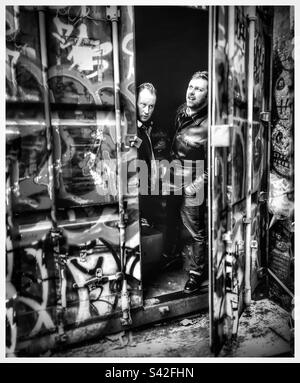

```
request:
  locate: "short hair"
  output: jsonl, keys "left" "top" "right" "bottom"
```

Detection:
{"left": 137, "top": 82, "right": 157, "bottom": 97}
{"left": 190, "top": 71, "right": 208, "bottom": 82}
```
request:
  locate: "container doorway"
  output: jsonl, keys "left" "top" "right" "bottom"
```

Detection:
{"left": 134, "top": 6, "right": 209, "bottom": 302}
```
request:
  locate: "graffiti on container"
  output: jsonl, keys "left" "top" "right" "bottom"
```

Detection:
{"left": 253, "top": 20, "right": 265, "bottom": 110}
{"left": 6, "top": 6, "right": 138, "bottom": 209}
{"left": 214, "top": 6, "right": 229, "bottom": 122}
{"left": 252, "top": 121, "right": 264, "bottom": 192}
{"left": 271, "top": 30, "right": 293, "bottom": 180}
{"left": 48, "top": 6, "right": 136, "bottom": 110}
{"left": 6, "top": 232, "right": 18, "bottom": 357}
{"left": 18, "top": 246, "right": 56, "bottom": 334}
{"left": 46, "top": 6, "right": 137, "bottom": 205}
{"left": 6, "top": 6, "right": 43, "bottom": 102}
{"left": 6, "top": 117, "right": 52, "bottom": 212}
{"left": 51, "top": 13, "right": 112, "bottom": 82}
{"left": 233, "top": 7, "right": 247, "bottom": 105}
{"left": 6, "top": 6, "right": 140, "bottom": 356}
{"left": 268, "top": 172, "right": 293, "bottom": 220}
{"left": 232, "top": 117, "right": 247, "bottom": 202}
{"left": 212, "top": 6, "right": 231, "bottom": 349}
{"left": 269, "top": 219, "right": 293, "bottom": 300}
{"left": 269, "top": 16, "right": 294, "bottom": 219}
{"left": 268, "top": 8, "right": 294, "bottom": 310}
{"left": 7, "top": 208, "right": 141, "bottom": 354}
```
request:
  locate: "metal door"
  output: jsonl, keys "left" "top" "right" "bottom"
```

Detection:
{"left": 209, "top": 5, "right": 273, "bottom": 355}
{"left": 6, "top": 5, "right": 142, "bottom": 356}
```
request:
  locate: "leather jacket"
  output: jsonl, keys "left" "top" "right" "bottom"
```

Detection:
{"left": 170, "top": 103, "right": 208, "bottom": 193}
{"left": 171, "top": 103, "right": 208, "bottom": 162}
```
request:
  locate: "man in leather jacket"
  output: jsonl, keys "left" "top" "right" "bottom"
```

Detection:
{"left": 136, "top": 82, "right": 157, "bottom": 226}
{"left": 169, "top": 71, "right": 208, "bottom": 293}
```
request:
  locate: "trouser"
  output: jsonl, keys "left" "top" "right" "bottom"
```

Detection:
{"left": 180, "top": 197, "right": 207, "bottom": 275}
{"left": 163, "top": 194, "right": 183, "bottom": 256}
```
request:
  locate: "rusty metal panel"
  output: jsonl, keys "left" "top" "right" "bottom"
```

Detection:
{"left": 210, "top": 5, "right": 230, "bottom": 354}
{"left": 7, "top": 226, "right": 57, "bottom": 348}
{"left": 222, "top": 5, "right": 249, "bottom": 345}
{"left": 233, "top": 8, "right": 248, "bottom": 109}
{"left": 119, "top": 6, "right": 136, "bottom": 134}
{"left": 6, "top": 5, "right": 142, "bottom": 357}
{"left": 250, "top": 8, "right": 273, "bottom": 290}
{"left": 210, "top": 5, "right": 249, "bottom": 353}
{"left": 210, "top": 6, "right": 274, "bottom": 354}
{"left": 6, "top": 6, "right": 44, "bottom": 103}
{"left": 6, "top": 109, "right": 52, "bottom": 214}
{"left": 252, "top": 121, "right": 265, "bottom": 193}
{"left": 52, "top": 109, "right": 118, "bottom": 207}
{"left": 252, "top": 10, "right": 268, "bottom": 193}
{"left": 232, "top": 118, "right": 247, "bottom": 203}
{"left": 46, "top": 6, "right": 114, "bottom": 105}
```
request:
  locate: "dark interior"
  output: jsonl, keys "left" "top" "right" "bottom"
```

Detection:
{"left": 135, "top": 6, "right": 208, "bottom": 139}
{"left": 134, "top": 6, "right": 209, "bottom": 299}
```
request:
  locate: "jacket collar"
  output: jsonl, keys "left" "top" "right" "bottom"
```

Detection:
{"left": 138, "top": 119, "right": 153, "bottom": 134}
{"left": 179, "top": 103, "right": 208, "bottom": 126}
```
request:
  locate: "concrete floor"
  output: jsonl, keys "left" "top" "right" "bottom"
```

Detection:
{"left": 143, "top": 266, "right": 209, "bottom": 299}
{"left": 219, "top": 299, "right": 292, "bottom": 357}
{"left": 51, "top": 298, "right": 292, "bottom": 358}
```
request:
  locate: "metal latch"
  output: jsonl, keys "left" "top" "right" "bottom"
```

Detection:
{"left": 260, "top": 111, "right": 271, "bottom": 123}
{"left": 125, "top": 134, "right": 142, "bottom": 149}
{"left": 79, "top": 248, "right": 87, "bottom": 263}
{"left": 106, "top": 6, "right": 120, "bottom": 21}
{"left": 257, "top": 267, "right": 265, "bottom": 279}
{"left": 259, "top": 191, "right": 268, "bottom": 202}
{"left": 235, "top": 240, "right": 245, "bottom": 256}
{"left": 211, "top": 124, "right": 231, "bottom": 147}
{"left": 243, "top": 217, "right": 251, "bottom": 224}
{"left": 222, "top": 232, "right": 232, "bottom": 243}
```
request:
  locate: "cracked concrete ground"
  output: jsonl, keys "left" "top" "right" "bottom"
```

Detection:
{"left": 51, "top": 299, "right": 292, "bottom": 358}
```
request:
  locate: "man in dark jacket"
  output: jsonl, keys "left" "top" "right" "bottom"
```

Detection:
{"left": 136, "top": 82, "right": 157, "bottom": 225}
{"left": 169, "top": 71, "right": 208, "bottom": 293}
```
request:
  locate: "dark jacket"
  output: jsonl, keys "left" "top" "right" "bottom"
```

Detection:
{"left": 137, "top": 120, "right": 154, "bottom": 172}
{"left": 171, "top": 103, "right": 208, "bottom": 162}
{"left": 137, "top": 120, "right": 157, "bottom": 193}
{"left": 170, "top": 103, "right": 208, "bottom": 193}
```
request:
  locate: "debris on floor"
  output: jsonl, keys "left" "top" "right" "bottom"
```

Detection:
{"left": 219, "top": 299, "right": 292, "bottom": 357}
{"left": 51, "top": 299, "right": 292, "bottom": 358}
{"left": 179, "top": 318, "right": 193, "bottom": 326}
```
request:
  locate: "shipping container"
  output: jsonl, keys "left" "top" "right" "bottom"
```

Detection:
{"left": 5, "top": 5, "right": 294, "bottom": 357}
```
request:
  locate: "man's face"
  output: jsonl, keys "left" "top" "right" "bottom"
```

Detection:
{"left": 186, "top": 77, "right": 208, "bottom": 112}
{"left": 137, "top": 88, "right": 156, "bottom": 123}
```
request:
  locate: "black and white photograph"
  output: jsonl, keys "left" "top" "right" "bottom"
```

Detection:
{"left": 4, "top": 1, "right": 297, "bottom": 363}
